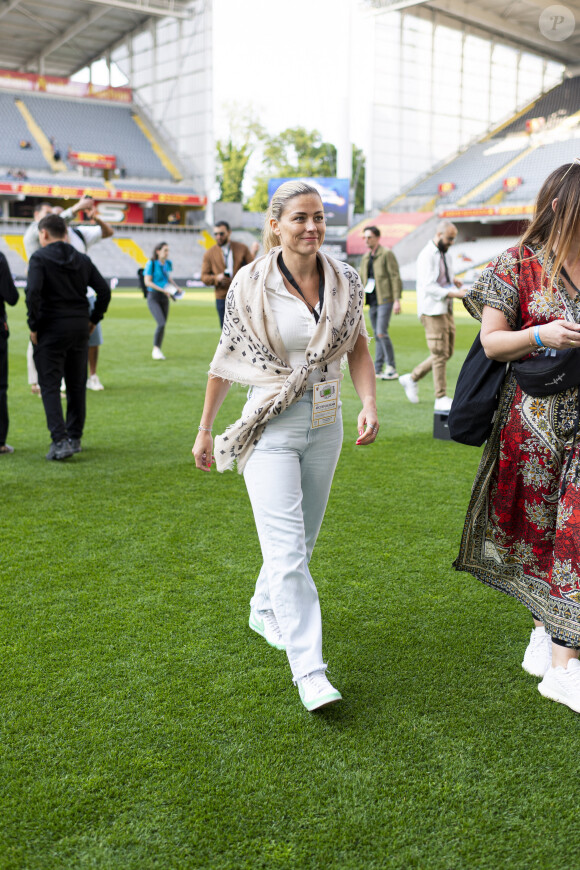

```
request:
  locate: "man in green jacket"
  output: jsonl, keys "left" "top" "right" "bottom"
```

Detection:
{"left": 359, "top": 226, "right": 403, "bottom": 379}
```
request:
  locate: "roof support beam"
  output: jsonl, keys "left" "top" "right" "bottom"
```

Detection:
{"left": 427, "top": 0, "right": 578, "bottom": 65}
{"left": 82, "top": 0, "right": 193, "bottom": 19}
{"left": 23, "top": 6, "right": 110, "bottom": 71}
{"left": 0, "top": 0, "right": 25, "bottom": 23}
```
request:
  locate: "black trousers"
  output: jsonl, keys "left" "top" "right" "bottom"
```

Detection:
{"left": 34, "top": 319, "right": 89, "bottom": 442}
{"left": 0, "top": 328, "right": 8, "bottom": 446}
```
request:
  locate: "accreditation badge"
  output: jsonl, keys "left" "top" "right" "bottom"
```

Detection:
{"left": 312, "top": 379, "right": 339, "bottom": 429}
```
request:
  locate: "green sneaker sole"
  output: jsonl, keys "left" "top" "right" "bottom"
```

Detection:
{"left": 300, "top": 691, "right": 342, "bottom": 712}
{"left": 248, "top": 612, "right": 286, "bottom": 651}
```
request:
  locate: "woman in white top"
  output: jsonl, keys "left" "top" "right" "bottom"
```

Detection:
{"left": 192, "top": 180, "right": 378, "bottom": 711}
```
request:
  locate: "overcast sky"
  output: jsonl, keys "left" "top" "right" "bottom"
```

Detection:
{"left": 213, "top": 0, "right": 371, "bottom": 187}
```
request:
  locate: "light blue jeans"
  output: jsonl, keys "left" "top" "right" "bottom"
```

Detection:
{"left": 369, "top": 301, "right": 395, "bottom": 373}
{"left": 243, "top": 389, "right": 343, "bottom": 680}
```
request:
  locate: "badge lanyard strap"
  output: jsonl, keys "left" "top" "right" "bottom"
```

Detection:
{"left": 278, "top": 253, "right": 324, "bottom": 324}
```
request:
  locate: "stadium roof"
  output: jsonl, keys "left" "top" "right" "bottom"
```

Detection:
{"left": 0, "top": 0, "right": 194, "bottom": 77}
{"left": 365, "top": 0, "right": 580, "bottom": 66}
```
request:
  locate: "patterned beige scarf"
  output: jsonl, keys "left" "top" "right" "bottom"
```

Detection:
{"left": 210, "top": 245, "right": 366, "bottom": 473}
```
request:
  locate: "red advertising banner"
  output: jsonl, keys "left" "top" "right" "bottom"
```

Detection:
{"left": 94, "top": 203, "right": 144, "bottom": 224}
{"left": 0, "top": 181, "right": 206, "bottom": 207}
{"left": 0, "top": 69, "right": 132, "bottom": 103}
{"left": 347, "top": 211, "right": 434, "bottom": 255}
{"left": 68, "top": 151, "right": 117, "bottom": 170}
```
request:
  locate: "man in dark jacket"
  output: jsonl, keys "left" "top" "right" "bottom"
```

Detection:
{"left": 26, "top": 214, "right": 111, "bottom": 460}
{"left": 0, "top": 251, "right": 19, "bottom": 454}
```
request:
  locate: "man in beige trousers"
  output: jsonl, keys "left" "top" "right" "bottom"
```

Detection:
{"left": 399, "top": 221, "right": 465, "bottom": 411}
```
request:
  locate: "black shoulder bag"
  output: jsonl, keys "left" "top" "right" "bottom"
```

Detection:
{"left": 448, "top": 333, "right": 508, "bottom": 447}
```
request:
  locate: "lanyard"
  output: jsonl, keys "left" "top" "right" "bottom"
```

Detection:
{"left": 561, "top": 266, "right": 580, "bottom": 297}
{"left": 278, "top": 253, "right": 324, "bottom": 324}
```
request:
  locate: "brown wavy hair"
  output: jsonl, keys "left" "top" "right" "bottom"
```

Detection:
{"left": 520, "top": 161, "right": 580, "bottom": 289}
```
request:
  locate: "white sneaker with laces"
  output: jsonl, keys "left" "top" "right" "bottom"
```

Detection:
{"left": 297, "top": 670, "right": 342, "bottom": 711}
{"left": 248, "top": 608, "right": 285, "bottom": 650}
{"left": 434, "top": 396, "right": 453, "bottom": 412}
{"left": 152, "top": 346, "right": 166, "bottom": 360}
{"left": 382, "top": 366, "right": 399, "bottom": 380}
{"left": 538, "top": 658, "right": 580, "bottom": 713}
{"left": 399, "top": 373, "right": 419, "bottom": 404}
{"left": 87, "top": 374, "right": 104, "bottom": 391}
{"left": 522, "top": 626, "right": 552, "bottom": 677}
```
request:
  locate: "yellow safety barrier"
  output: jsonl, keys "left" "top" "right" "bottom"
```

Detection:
{"left": 114, "top": 237, "right": 148, "bottom": 266}
{"left": 3, "top": 234, "right": 27, "bottom": 262}
{"left": 14, "top": 100, "right": 67, "bottom": 172}
{"left": 131, "top": 114, "right": 183, "bottom": 182}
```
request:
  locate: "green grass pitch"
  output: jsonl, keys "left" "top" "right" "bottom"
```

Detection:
{"left": 1, "top": 290, "right": 578, "bottom": 869}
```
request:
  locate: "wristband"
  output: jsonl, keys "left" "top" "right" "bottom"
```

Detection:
{"left": 528, "top": 328, "right": 536, "bottom": 348}
{"left": 533, "top": 326, "right": 545, "bottom": 348}
{"left": 198, "top": 425, "right": 212, "bottom": 432}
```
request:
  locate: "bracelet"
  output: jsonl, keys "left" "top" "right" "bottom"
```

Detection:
{"left": 198, "top": 425, "right": 212, "bottom": 432}
{"left": 533, "top": 325, "right": 545, "bottom": 348}
{"left": 529, "top": 328, "right": 536, "bottom": 348}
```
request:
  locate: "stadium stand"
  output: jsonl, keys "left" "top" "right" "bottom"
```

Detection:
{"left": 386, "top": 74, "right": 580, "bottom": 213}
{"left": 496, "top": 75, "right": 580, "bottom": 137}
{"left": 0, "top": 93, "right": 58, "bottom": 173}
{"left": 0, "top": 222, "right": 258, "bottom": 284}
{"left": 16, "top": 94, "right": 175, "bottom": 180}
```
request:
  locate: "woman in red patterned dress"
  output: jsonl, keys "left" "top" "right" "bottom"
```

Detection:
{"left": 455, "top": 161, "right": 580, "bottom": 713}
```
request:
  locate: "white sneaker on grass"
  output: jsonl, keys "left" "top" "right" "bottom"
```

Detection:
{"left": 152, "top": 346, "right": 166, "bottom": 360}
{"left": 538, "top": 658, "right": 580, "bottom": 713}
{"left": 381, "top": 365, "right": 399, "bottom": 380}
{"left": 399, "top": 373, "right": 419, "bottom": 404}
{"left": 87, "top": 374, "right": 104, "bottom": 391}
{"left": 249, "top": 608, "right": 285, "bottom": 650}
{"left": 434, "top": 396, "right": 453, "bottom": 412}
{"left": 522, "top": 626, "right": 552, "bottom": 677}
{"left": 297, "top": 670, "right": 342, "bottom": 711}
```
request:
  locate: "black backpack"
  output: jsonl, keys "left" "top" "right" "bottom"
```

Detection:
{"left": 137, "top": 268, "right": 147, "bottom": 298}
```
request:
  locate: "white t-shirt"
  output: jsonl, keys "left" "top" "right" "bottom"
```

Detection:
{"left": 66, "top": 225, "right": 103, "bottom": 299}
{"left": 265, "top": 263, "right": 342, "bottom": 389}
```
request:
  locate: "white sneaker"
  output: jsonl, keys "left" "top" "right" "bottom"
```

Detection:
{"left": 434, "top": 396, "right": 453, "bottom": 412}
{"left": 522, "top": 626, "right": 552, "bottom": 677}
{"left": 399, "top": 373, "right": 419, "bottom": 404}
{"left": 86, "top": 374, "right": 104, "bottom": 391}
{"left": 538, "top": 658, "right": 580, "bottom": 713}
{"left": 248, "top": 608, "right": 285, "bottom": 650}
{"left": 152, "top": 347, "right": 166, "bottom": 360}
{"left": 297, "top": 670, "right": 342, "bottom": 711}
{"left": 381, "top": 366, "right": 399, "bottom": 380}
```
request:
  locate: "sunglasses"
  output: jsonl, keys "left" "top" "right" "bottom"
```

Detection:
{"left": 214, "top": 231, "right": 227, "bottom": 237}
{"left": 560, "top": 156, "right": 580, "bottom": 183}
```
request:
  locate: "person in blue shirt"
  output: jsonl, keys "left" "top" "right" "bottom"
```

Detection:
{"left": 143, "top": 242, "right": 183, "bottom": 360}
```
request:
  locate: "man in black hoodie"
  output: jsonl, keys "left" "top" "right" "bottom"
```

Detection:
{"left": 26, "top": 214, "right": 111, "bottom": 460}
{"left": 0, "top": 251, "right": 19, "bottom": 454}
